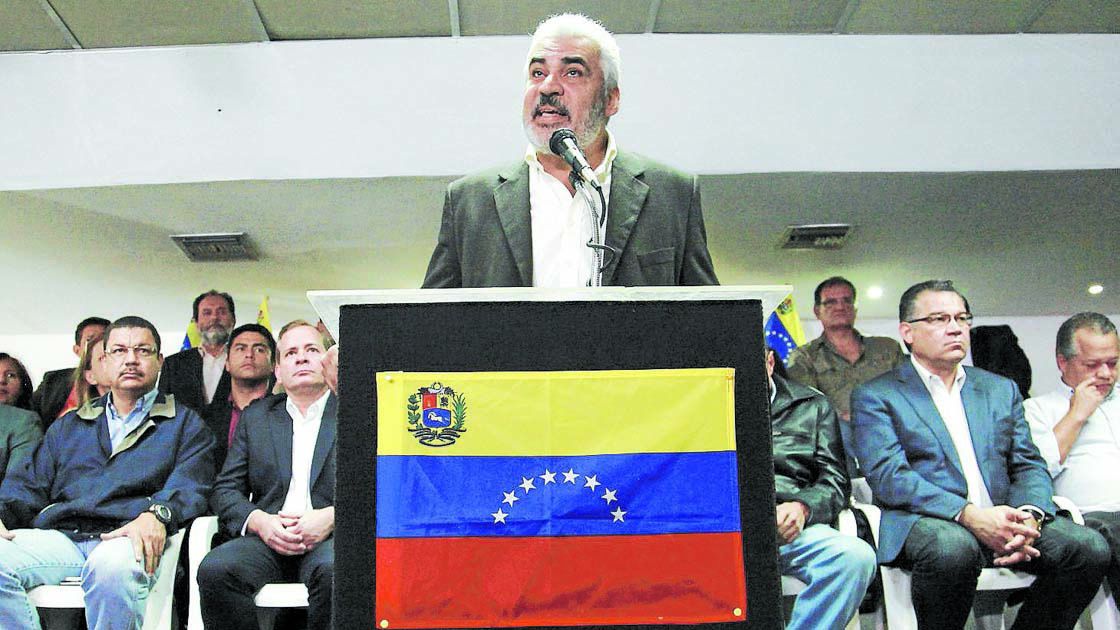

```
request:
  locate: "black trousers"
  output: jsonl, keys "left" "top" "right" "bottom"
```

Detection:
{"left": 1084, "top": 510, "right": 1120, "bottom": 596}
{"left": 896, "top": 515, "right": 1109, "bottom": 630}
{"left": 198, "top": 535, "right": 334, "bottom": 630}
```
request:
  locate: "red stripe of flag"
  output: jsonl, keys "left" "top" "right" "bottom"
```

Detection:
{"left": 376, "top": 532, "right": 747, "bottom": 628}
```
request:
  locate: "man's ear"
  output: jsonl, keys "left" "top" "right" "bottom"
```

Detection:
{"left": 765, "top": 350, "right": 776, "bottom": 379}
{"left": 899, "top": 322, "right": 914, "bottom": 347}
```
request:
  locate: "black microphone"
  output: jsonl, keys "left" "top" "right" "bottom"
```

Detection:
{"left": 549, "top": 129, "right": 601, "bottom": 190}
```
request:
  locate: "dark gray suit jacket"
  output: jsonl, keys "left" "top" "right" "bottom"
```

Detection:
{"left": 422, "top": 151, "right": 719, "bottom": 288}
{"left": 158, "top": 348, "right": 231, "bottom": 416}
{"left": 30, "top": 368, "right": 75, "bottom": 430}
{"left": 0, "top": 405, "right": 43, "bottom": 484}
{"left": 210, "top": 392, "right": 337, "bottom": 539}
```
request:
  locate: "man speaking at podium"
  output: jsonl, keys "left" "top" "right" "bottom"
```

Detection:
{"left": 420, "top": 13, "right": 719, "bottom": 289}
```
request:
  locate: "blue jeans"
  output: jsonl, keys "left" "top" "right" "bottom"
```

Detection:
{"left": 779, "top": 523, "right": 876, "bottom": 630}
{"left": 0, "top": 529, "right": 156, "bottom": 630}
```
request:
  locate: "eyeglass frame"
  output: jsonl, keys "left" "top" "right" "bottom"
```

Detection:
{"left": 106, "top": 345, "right": 159, "bottom": 361}
{"left": 904, "top": 312, "right": 975, "bottom": 327}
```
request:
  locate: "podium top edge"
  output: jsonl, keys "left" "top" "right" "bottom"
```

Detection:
{"left": 306, "top": 286, "right": 793, "bottom": 341}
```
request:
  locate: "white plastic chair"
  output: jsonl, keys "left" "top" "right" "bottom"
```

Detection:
{"left": 188, "top": 515, "right": 309, "bottom": 630}
{"left": 865, "top": 496, "right": 1089, "bottom": 630}
{"left": 1089, "top": 582, "right": 1120, "bottom": 630}
{"left": 28, "top": 527, "right": 185, "bottom": 630}
{"left": 779, "top": 508, "right": 864, "bottom": 630}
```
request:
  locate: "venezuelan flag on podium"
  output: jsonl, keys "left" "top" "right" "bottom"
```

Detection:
{"left": 375, "top": 369, "right": 746, "bottom": 628}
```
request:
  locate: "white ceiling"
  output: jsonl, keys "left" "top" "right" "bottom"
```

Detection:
{"left": 3, "top": 0, "right": 1119, "bottom": 53}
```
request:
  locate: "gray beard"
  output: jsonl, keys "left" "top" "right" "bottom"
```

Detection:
{"left": 526, "top": 95, "right": 609, "bottom": 155}
{"left": 200, "top": 326, "right": 231, "bottom": 347}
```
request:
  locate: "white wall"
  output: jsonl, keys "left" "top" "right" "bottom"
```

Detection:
{"left": 2, "top": 33, "right": 1118, "bottom": 191}
{"left": 802, "top": 314, "right": 1120, "bottom": 398}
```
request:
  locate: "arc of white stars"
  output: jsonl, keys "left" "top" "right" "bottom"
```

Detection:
{"left": 490, "top": 469, "right": 630, "bottom": 525}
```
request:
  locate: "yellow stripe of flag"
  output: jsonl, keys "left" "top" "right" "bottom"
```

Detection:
{"left": 377, "top": 368, "right": 735, "bottom": 457}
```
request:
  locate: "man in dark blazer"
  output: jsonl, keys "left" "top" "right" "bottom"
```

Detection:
{"left": 421, "top": 13, "right": 718, "bottom": 289}
{"left": 159, "top": 291, "right": 235, "bottom": 414}
{"left": 852, "top": 280, "right": 1109, "bottom": 630}
{"left": 202, "top": 323, "right": 276, "bottom": 467}
{"left": 198, "top": 320, "right": 335, "bottom": 630}
{"left": 31, "top": 316, "right": 109, "bottom": 426}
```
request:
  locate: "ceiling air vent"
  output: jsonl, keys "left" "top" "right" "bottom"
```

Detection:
{"left": 779, "top": 224, "right": 851, "bottom": 250}
{"left": 171, "top": 232, "right": 256, "bottom": 262}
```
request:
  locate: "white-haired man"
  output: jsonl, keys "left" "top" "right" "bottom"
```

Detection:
{"left": 421, "top": 13, "right": 718, "bottom": 289}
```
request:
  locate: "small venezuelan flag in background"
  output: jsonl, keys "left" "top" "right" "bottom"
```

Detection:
{"left": 375, "top": 368, "right": 746, "bottom": 628}
{"left": 765, "top": 294, "right": 807, "bottom": 365}
{"left": 256, "top": 295, "right": 272, "bottom": 331}
{"left": 179, "top": 321, "right": 201, "bottom": 351}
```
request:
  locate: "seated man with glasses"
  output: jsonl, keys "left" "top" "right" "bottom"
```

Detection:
{"left": 851, "top": 280, "right": 1109, "bottom": 630}
{"left": 0, "top": 316, "right": 217, "bottom": 630}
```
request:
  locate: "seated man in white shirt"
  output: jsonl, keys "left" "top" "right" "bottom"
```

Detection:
{"left": 1025, "top": 312, "right": 1120, "bottom": 597}
{"left": 198, "top": 320, "right": 337, "bottom": 630}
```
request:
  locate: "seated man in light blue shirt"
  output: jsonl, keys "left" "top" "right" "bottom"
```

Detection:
{"left": 0, "top": 316, "right": 216, "bottom": 630}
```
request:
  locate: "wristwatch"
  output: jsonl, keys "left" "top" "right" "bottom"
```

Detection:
{"left": 147, "top": 503, "right": 172, "bottom": 527}
{"left": 1022, "top": 506, "right": 1047, "bottom": 531}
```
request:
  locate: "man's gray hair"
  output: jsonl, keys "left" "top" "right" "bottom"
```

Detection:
{"left": 1056, "top": 312, "right": 1117, "bottom": 359}
{"left": 528, "top": 14, "right": 622, "bottom": 94}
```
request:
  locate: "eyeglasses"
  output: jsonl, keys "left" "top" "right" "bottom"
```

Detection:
{"left": 819, "top": 297, "right": 855, "bottom": 308}
{"left": 905, "top": 313, "right": 974, "bottom": 327}
{"left": 107, "top": 345, "right": 158, "bottom": 360}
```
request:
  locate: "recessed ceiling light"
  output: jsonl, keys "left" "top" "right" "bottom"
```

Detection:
{"left": 1088, "top": 284, "right": 1104, "bottom": 295}
{"left": 866, "top": 286, "right": 884, "bottom": 299}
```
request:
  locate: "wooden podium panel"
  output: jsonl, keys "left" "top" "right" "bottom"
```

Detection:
{"left": 326, "top": 290, "right": 783, "bottom": 629}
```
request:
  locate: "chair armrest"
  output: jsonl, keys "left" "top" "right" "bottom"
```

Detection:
{"left": 187, "top": 516, "right": 220, "bottom": 630}
{"left": 837, "top": 507, "right": 857, "bottom": 537}
{"left": 1052, "top": 496, "right": 1083, "bottom": 525}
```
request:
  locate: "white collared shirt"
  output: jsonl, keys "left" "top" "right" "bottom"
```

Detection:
{"left": 1025, "top": 383, "right": 1120, "bottom": 512}
{"left": 525, "top": 130, "right": 618, "bottom": 287}
{"left": 280, "top": 390, "right": 331, "bottom": 514}
{"left": 911, "top": 357, "right": 994, "bottom": 509}
{"left": 200, "top": 347, "right": 227, "bottom": 405}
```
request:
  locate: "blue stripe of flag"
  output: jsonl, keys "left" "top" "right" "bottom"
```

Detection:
{"left": 765, "top": 311, "right": 797, "bottom": 365}
{"left": 376, "top": 451, "right": 740, "bottom": 538}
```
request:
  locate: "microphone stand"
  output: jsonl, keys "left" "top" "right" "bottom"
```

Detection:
{"left": 571, "top": 171, "right": 607, "bottom": 287}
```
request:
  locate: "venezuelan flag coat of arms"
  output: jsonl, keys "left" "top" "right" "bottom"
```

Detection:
{"left": 375, "top": 368, "right": 747, "bottom": 628}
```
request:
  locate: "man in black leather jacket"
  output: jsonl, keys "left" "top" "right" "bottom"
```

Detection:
{"left": 768, "top": 349, "right": 876, "bottom": 629}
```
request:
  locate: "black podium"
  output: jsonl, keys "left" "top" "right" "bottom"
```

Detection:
{"left": 310, "top": 286, "right": 791, "bottom": 630}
